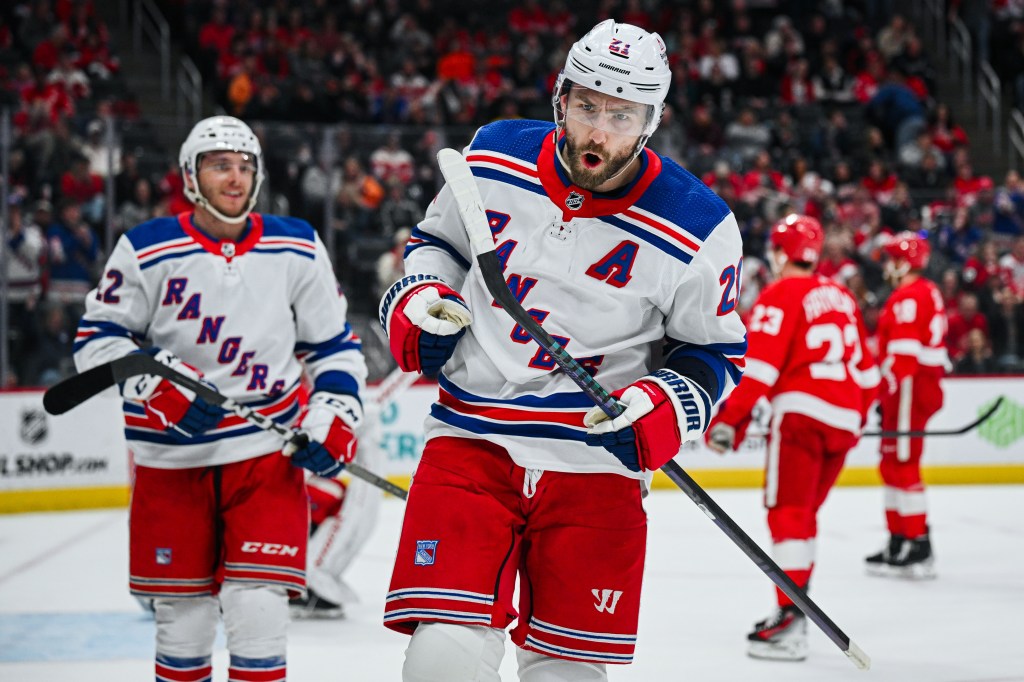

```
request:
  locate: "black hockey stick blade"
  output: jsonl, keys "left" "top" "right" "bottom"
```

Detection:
{"left": 861, "top": 396, "right": 1004, "bottom": 438}
{"left": 436, "top": 148, "right": 870, "bottom": 670}
{"left": 43, "top": 352, "right": 160, "bottom": 415}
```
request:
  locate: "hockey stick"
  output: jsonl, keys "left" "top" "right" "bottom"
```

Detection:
{"left": 437, "top": 148, "right": 871, "bottom": 671}
{"left": 861, "top": 396, "right": 1003, "bottom": 438}
{"left": 43, "top": 353, "right": 409, "bottom": 500}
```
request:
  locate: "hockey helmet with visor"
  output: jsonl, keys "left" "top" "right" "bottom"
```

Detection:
{"left": 179, "top": 116, "right": 264, "bottom": 225}
{"left": 553, "top": 20, "right": 671, "bottom": 148}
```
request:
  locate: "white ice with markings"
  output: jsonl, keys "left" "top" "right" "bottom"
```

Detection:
{"left": 1, "top": 485, "right": 1022, "bottom": 681}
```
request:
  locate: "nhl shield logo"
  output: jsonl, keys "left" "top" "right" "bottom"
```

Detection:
{"left": 565, "top": 191, "right": 585, "bottom": 211}
{"left": 20, "top": 409, "right": 47, "bottom": 445}
{"left": 414, "top": 540, "right": 438, "bottom": 566}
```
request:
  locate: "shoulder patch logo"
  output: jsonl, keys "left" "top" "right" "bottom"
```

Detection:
{"left": 565, "top": 191, "right": 585, "bottom": 211}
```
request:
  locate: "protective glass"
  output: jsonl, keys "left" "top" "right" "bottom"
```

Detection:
{"left": 198, "top": 153, "right": 258, "bottom": 176}
{"left": 561, "top": 87, "right": 653, "bottom": 137}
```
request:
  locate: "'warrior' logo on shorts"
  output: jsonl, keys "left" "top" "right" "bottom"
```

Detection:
{"left": 565, "top": 191, "right": 585, "bottom": 211}
{"left": 156, "top": 548, "right": 172, "bottom": 565}
{"left": 592, "top": 588, "right": 624, "bottom": 614}
{"left": 414, "top": 540, "right": 438, "bottom": 566}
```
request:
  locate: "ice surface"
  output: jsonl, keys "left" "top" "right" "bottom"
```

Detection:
{"left": 1, "top": 485, "right": 1022, "bottom": 681}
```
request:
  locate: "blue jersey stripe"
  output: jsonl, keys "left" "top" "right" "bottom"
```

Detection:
{"left": 439, "top": 374, "right": 594, "bottom": 409}
{"left": 431, "top": 404, "right": 588, "bottom": 441}
{"left": 251, "top": 247, "right": 315, "bottom": 259}
{"left": 472, "top": 167, "right": 546, "bottom": 197}
{"left": 139, "top": 247, "right": 207, "bottom": 270}
{"left": 125, "top": 402, "right": 300, "bottom": 444}
{"left": 73, "top": 319, "right": 141, "bottom": 352}
{"left": 597, "top": 215, "right": 694, "bottom": 264}
{"left": 404, "top": 227, "right": 471, "bottom": 270}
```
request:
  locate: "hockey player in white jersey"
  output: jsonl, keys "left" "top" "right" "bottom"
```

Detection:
{"left": 74, "top": 115, "right": 367, "bottom": 682}
{"left": 379, "top": 20, "right": 746, "bottom": 681}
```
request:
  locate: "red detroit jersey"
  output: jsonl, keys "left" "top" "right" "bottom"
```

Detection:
{"left": 716, "top": 274, "right": 877, "bottom": 434}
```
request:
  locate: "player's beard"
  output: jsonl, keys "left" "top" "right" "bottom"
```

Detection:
{"left": 563, "top": 134, "right": 637, "bottom": 191}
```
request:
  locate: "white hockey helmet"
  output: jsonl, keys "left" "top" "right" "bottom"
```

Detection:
{"left": 179, "top": 115, "right": 264, "bottom": 224}
{"left": 553, "top": 20, "right": 671, "bottom": 145}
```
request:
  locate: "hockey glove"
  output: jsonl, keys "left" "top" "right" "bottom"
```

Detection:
{"left": 584, "top": 369, "right": 711, "bottom": 473}
{"left": 287, "top": 393, "right": 363, "bottom": 478}
{"left": 380, "top": 275, "right": 472, "bottom": 376}
{"left": 120, "top": 348, "right": 224, "bottom": 441}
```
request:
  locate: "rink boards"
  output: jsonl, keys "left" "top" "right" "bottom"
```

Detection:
{"left": 2, "top": 376, "right": 1024, "bottom": 512}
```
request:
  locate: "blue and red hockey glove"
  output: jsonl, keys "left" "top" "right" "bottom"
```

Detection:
{"left": 120, "top": 348, "right": 225, "bottom": 442}
{"left": 287, "top": 392, "right": 362, "bottom": 478}
{"left": 379, "top": 275, "right": 472, "bottom": 376}
{"left": 585, "top": 369, "right": 711, "bottom": 472}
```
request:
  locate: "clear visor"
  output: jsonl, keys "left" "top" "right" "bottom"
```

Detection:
{"left": 198, "top": 152, "right": 258, "bottom": 176}
{"left": 560, "top": 87, "right": 653, "bottom": 137}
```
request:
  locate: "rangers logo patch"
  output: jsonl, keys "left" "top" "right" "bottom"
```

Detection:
{"left": 156, "top": 548, "right": 172, "bottom": 565}
{"left": 414, "top": 540, "right": 438, "bottom": 566}
{"left": 565, "top": 191, "right": 585, "bottom": 211}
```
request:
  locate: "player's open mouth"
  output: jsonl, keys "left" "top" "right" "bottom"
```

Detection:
{"left": 582, "top": 152, "right": 602, "bottom": 169}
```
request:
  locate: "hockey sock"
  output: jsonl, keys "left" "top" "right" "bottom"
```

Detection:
{"left": 228, "top": 654, "right": 286, "bottom": 682}
{"left": 155, "top": 653, "right": 212, "bottom": 682}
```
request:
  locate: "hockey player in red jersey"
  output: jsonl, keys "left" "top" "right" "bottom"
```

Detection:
{"left": 865, "top": 232, "right": 948, "bottom": 579}
{"left": 705, "top": 214, "right": 879, "bottom": 661}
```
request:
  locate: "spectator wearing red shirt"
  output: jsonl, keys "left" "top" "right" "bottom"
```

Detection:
{"left": 369, "top": 132, "right": 415, "bottom": 186}
{"left": 928, "top": 102, "right": 969, "bottom": 155}
{"left": 159, "top": 161, "right": 191, "bottom": 216}
{"left": 861, "top": 159, "right": 899, "bottom": 204}
{"left": 947, "top": 292, "right": 990, "bottom": 361}
{"left": 780, "top": 57, "right": 815, "bottom": 105}
{"left": 60, "top": 154, "right": 105, "bottom": 224}
{"left": 953, "top": 163, "right": 988, "bottom": 206}
{"left": 31, "top": 23, "right": 69, "bottom": 72}
{"left": 938, "top": 267, "right": 963, "bottom": 313}
{"left": 816, "top": 235, "right": 860, "bottom": 285}
{"left": 199, "top": 7, "right": 235, "bottom": 55}
{"left": 963, "top": 241, "right": 1007, "bottom": 293}
{"left": 701, "top": 160, "right": 744, "bottom": 197}
{"left": 509, "top": 0, "right": 550, "bottom": 35}
{"left": 741, "top": 150, "right": 788, "bottom": 203}
{"left": 853, "top": 51, "right": 886, "bottom": 103}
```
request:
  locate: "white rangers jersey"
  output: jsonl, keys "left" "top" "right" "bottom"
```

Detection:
{"left": 74, "top": 212, "right": 367, "bottom": 469}
{"left": 404, "top": 120, "right": 747, "bottom": 477}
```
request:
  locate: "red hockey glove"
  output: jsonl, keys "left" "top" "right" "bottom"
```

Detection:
{"left": 584, "top": 369, "right": 711, "bottom": 472}
{"left": 287, "top": 393, "right": 362, "bottom": 478}
{"left": 120, "top": 348, "right": 224, "bottom": 440}
{"left": 380, "top": 275, "right": 472, "bottom": 376}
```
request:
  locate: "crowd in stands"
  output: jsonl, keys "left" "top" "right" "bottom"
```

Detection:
{"left": 4, "top": 0, "right": 1024, "bottom": 387}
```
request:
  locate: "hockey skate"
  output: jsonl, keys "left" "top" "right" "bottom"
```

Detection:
{"left": 890, "top": 534, "right": 936, "bottom": 580}
{"left": 289, "top": 587, "right": 345, "bottom": 619}
{"left": 746, "top": 605, "right": 808, "bottom": 661}
{"left": 865, "top": 534, "right": 904, "bottom": 577}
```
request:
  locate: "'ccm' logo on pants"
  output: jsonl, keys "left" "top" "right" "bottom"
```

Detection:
{"left": 241, "top": 541, "right": 299, "bottom": 556}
